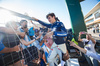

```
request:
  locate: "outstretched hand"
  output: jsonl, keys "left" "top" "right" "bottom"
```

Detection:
{"left": 39, "top": 32, "right": 43, "bottom": 38}
{"left": 13, "top": 45, "right": 20, "bottom": 52}
{"left": 31, "top": 17, "right": 38, "bottom": 21}
{"left": 30, "top": 20, "right": 34, "bottom": 24}
{"left": 68, "top": 40, "right": 77, "bottom": 47}
{"left": 36, "top": 32, "right": 43, "bottom": 40}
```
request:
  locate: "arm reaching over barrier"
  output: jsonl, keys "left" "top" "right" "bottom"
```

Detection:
{"left": 0, "top": 27, "right": 25, "bottom": 38}
{"left": 68, "top": 40, "right": 100, "bottom": 61}
{"left": 68, "top": 40, "right": 87, "bottom": 54}
{"left": 0, "top": 43, "right": 20, "bottom": 53}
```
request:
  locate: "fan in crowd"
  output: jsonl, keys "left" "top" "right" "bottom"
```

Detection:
{"left": 0, "top": 13, "right": 100, "bottom": 66}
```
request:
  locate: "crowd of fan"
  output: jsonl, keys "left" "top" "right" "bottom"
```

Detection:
{"left": 0, "top": 19, "right": 69, "bottom": 66}
{"left": 0, "top": 15, "right": 100, "bottom": 66}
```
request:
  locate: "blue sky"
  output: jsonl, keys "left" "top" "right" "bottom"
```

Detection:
{"left": 80, "top": 0, "right": 100, "bottom": 16}
{"left": 0, "top": 0, "right": 99, "bottom": 29}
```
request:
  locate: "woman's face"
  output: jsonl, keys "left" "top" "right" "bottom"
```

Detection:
{"left": 47, "top": 16, "right": 55, "bottom": 24}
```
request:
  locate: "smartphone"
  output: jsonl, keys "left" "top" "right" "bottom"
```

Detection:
{"left": 81, "top": 32, "right": 85, "bottom": 34}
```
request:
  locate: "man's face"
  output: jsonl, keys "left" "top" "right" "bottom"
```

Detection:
{"left": 47, "top": 16, "right": 55, "bottom": 24}
{"left": 21, "top": 21, "right": 28, "bottom": 32}
{"left": 86, "top": 34, "right": 91, "bottom": 40}
{"left": 44, "top": 37, "right": 53, "bottom": 48}
{"left": 23, "top": 28, "right": 28, "bottom": 32}
{"left": 21, "top": 21, "right": 27, "bottom": 28}
{"left": 86, "top": 35, "right": 89, "bottom": 40}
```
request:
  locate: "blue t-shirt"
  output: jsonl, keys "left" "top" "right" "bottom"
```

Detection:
{"left": 0, "top": 41, "right": 5, "bottom": 51}
{"left": 29, "top": 27, "right": 35, "bottom": 36}
{"left": 20, "top": 28, "right": 33, "bottom": 49}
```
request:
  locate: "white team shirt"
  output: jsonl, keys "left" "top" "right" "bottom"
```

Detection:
{"left": 82, "top": 39, "right": 96, "bottom": 53}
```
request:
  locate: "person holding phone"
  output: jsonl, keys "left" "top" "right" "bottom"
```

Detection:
{"left": 68, "top": 40, "right": 100, "bottom": 62}
{"left": 78, "top": 32, "right": 96, "bottom": 53}
{"left": 78, "top": 31, "right": 98, "bottom": 66}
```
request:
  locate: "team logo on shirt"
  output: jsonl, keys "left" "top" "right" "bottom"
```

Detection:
{"left": 85, "top": 44, "right": 91, "bottom": 50}
{"left": 52, "top": 27, "right": 56, "bottom": 31}
{"left": 61, "top": 23, "right": 64, "bottom": 27}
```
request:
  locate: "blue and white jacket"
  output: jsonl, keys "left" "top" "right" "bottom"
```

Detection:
{"left": 37, "top": 20, "right": 67, "bottom": 44}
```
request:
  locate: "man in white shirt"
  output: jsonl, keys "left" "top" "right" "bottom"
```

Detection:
{"left": 43, "top": 36, "right": 64, "bottom": 66}
{"left": 78, "top": 32, "right": 99, "bottom": 66}
{"left": 68, "top": 40, "right": 100, "bottom": 62}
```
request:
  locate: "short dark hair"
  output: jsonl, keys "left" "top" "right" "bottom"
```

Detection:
{"left": 20, "top": 20, "right": 27, "bottom": 24}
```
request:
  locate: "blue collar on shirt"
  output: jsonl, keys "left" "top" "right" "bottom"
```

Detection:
{"left": 52, "top": 21, "right": 57, "bottom": 25}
